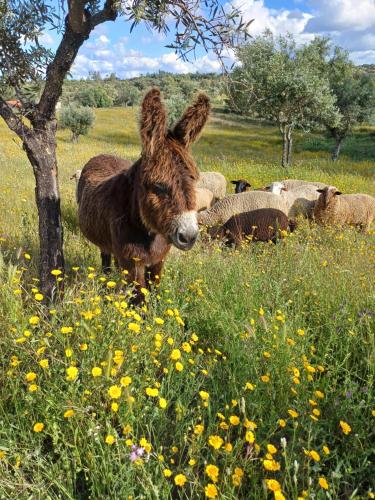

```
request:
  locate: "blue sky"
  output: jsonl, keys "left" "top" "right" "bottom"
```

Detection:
{"left": 40, "top": 0, "right": 375, "bottom": 78}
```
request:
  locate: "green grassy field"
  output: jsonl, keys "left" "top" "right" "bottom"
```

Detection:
{"left": 0, "top": 107, "right": 374, "bottom": 499}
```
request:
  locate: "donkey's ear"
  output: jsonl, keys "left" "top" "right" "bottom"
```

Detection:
{"left": 140, "top": 88, "right": 167, "bottom": 156}
{"left": 172, "top": 94, "right": 210, "bottom": 147}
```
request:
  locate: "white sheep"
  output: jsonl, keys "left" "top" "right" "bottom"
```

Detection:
{"left": 197, "top": 191, "right": 289, "bottom": 226}
{"left": 280, "top": 179, "right": 327, "bottom": 190}
{"left": 70, "top": 169, "right": 82, "bottom": 203}
{"left": 267, "top": 182, "right": 320, "bottom": 219}
{"left": 314, "top": 185, "right": 375, "bottom": 231}
{"left": 197, "top": 171, "right": 226, "bottom": 201}
{"left": 195, "top": 187, "right": 214, "bottom": 212}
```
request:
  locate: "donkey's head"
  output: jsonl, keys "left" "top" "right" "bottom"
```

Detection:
{"left": 137, "top": 88, "right": 210, "bottom": 250}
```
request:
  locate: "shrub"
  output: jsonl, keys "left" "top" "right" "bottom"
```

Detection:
{"left": 59, "top": 105, "right": 95, "bottom": 143}
{"left": 76, "top": 86, "right": 113, "bottom": 108}
{"left": 165, "top": 94, "right": 189, "bottom": 127}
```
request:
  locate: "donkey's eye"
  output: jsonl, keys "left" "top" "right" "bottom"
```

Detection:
{"left": 152, "top": 183, "right": 169, "bottom": 195}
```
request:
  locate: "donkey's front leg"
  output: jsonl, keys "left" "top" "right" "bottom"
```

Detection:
{"left": 117, "top": 257, "right": 146, "bottom": 305}
{"left": 146, "top": 260, "right": 165, "bottom": 289}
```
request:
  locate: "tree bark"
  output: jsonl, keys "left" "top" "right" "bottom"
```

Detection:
{"left": 281, "top": 124, "right": 288, "bottom": 168}
{"left": 23, "top": 122, "right": 64, "bottom": 299}
{"left": 0, "top": 2, "right": 118, "bottom": 300}
{"left": 286, "top": 124, "right": 293, "bottom": 167}
{"left": 332, "top": 137, "right": 343, "bottom": 161}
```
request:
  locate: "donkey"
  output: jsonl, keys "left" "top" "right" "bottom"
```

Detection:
{"left": 77, "top": 88, "right": 210, "bottom": 300}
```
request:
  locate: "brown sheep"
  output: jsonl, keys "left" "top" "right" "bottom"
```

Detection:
{"left": 78, "top": 89, "right": 210, "bottom": 302}
{"left": 208, "top": 208, "right": 296, "bottom": 247}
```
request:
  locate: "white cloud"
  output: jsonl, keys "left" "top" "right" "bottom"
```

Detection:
{"left": 98, "top": 35, "right": 110, "bottom": 44}
{"left": 305, "top": 0, "right": 375, "bottom": 33}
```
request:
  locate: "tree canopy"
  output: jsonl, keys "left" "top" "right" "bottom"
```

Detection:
{"left": 227, "top": 32, "right": 339, "bottom": 167}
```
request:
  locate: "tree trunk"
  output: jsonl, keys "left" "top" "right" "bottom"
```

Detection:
{"left": 332, "top": 137, "right": 342, "bottom": 161}
{"left": 24, "top": 122, "right": 64, "bottom": 300}
{"left": 286, "top": 125, "right": 293, "bottom": 167}
{"left": 71, "top": 131, "right": 79, "bottom": 143}
{"left": 281, "top": 125, "right": 288, "bottom": 168}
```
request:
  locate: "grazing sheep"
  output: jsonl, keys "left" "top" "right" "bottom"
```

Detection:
{"left": 280, "top": 179, "right": 326, "bottom": 190}
{"left": 197, "top": 171, "right": 226, "bottom": 200}
{"left": 209, "top": 208, "right": 295, "bottom": 246}
{"left": 70, "top": 169, "right": 82, "bottom": 202}
{"left": 78, "top": 89, "right": 210, "bottom": 302}
{"left": 197, "top": 191, "right": 289, "bottom": 226}
{"left": 195, "top": 187, "right": 214, "bottom": 212}
{"left": 231, "top": 179, "right": 251, "bottom": 193}
{"left": 267, "top": 181, "right": 320, "bottom": 219}
{"left": 314, "top": 186, "right": 375, "bottom": 231}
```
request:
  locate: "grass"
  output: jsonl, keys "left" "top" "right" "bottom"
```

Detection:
{"left": 0, "top": 107, "right": 374, "bottom": 499}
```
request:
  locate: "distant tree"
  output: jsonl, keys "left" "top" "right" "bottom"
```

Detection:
{"left": 59, "top": 105, "right": 95, "bottom": 142}
{"left": 0, "top": 0, "right": 249, "bottom": 298}
{"left": 165, "top": 94, "right": 189, "bottom": 127}
{"left": 325, "top": 48, "right": 375, "bottom": 161}
{"left": 228, "top": 32, "right": 339, "bottom": 167}
{"left": 114, "top": 84, "right": 141, "bottom": 107}
{"left": 76, "top": 86, "right": 113, "bottom": 107}
{"left": 89, "top": 70, "right": 102, "bottom": 81}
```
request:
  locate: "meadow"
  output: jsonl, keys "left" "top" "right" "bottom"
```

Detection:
{"left": 0, "top": 107, "right": 374, "bottom": 499}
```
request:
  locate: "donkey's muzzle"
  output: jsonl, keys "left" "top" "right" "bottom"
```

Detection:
{"left": 170, "top": 211, "right": 199, "bottom": 251}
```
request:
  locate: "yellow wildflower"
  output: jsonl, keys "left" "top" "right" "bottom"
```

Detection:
{"left": 208, "top": 435, "right": 223, "bottom": 450}
{"left": 163, "top": 469, "right": 172, "bottom": 478}
{"left": 105, "top": 434, "right": 115, "bottom": 445}
{"left": 120, "top": 376, "right": 132, "bottom": 386}
{"left": 205, "top": 484, "right": 218, "bottom": 498}
{"left": 340, "top": 420, "right": 351, "bottom": 435}
{"left": 33, "top": 422, "right": 44, "bottom": 433}
{"left": 263, "top": 459, "right": 281, "bottom": 471}
{"left": 175, "top": 362, "right": 184, "bottom": 372}
{"left": 25, "top": 372, "right": 37, "bottom": 382}
{"left": 265, "top": 479, "right": 281, "bottom": 492}
{"left": 174, "top": 474, "right": 187, "bottom": 487}
{"left": 108, "top": 385, "right": 122, "bottom": 399}
{"left": 170, "top": 349, "right": 181, "bottom": 361}
{"left": 145, "top": 387, "right": 159, "bottom": 397}
{"left": 39, "top": 359, "right": 49, "bottom": 369}
{"left": 159, "top": 398, "right": 167, "bottom": 409}
{"left": 91, "top": 366, "right": 102, "bottom": 377}
{"left": 128, "top": 322, "right": 140, "bottom": 333}
{"left": 64, "top": 409, "right": 75, "bottom": 418}
{"left": 199, "top": 391, "right": 209, "bottom": 401}
{"left": 319, "top": 477, "right": 329, "bottom": 490}
{"left": 245, "top": 431, "right": 255, "bottom": 443}
{"left": 205, "top": 464, "right": 219, "bottom": 483}
{"left": 229, "top": 415, "right": 240, "bottom": 426}
{"left": 66, "top": 366, "right": 78, "bottom": 381}
{"left": 194, "top": 424, "right": 204, "bottom": 435}
{"left": 288, "top": 409, "right": 299, "bottom": 418}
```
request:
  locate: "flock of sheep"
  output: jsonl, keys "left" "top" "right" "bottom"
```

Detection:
{"left": 72, "top": 169, "right": 375, "bottom": 249}
{"left": 195, "top": 173, "right": 375, "bottom": 246}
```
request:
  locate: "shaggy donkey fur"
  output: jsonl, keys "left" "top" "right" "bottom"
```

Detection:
{"left": 78, "top": 88, "right": 210, "bottom": 301}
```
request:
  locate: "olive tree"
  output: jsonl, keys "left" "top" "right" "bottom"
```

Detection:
{"left": 227, "top": 32, "right": 339, "bottom": 167}
{"left": 325, "top": 48, "right": 375, "bottom": 161}
{"left": 59, "top": 105, "right": 95, "bottom": 142}
{"left": 0, "top": 0, "right": 249, "bottom": 299}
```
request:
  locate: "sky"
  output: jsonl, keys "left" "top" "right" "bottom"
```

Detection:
{"left": 40, "top": 0, "right": 375, "bottom": 78}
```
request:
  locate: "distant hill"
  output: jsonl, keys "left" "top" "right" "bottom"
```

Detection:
{"left": 360, "top": 64, "right": 375, "bottom": 75}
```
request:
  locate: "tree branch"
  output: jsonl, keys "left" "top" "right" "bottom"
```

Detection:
{"left": 36, "top": 0, "right": 118, "bottom": 124}
{"left": 0, "top": 98, "right": 31, "bottom": 140}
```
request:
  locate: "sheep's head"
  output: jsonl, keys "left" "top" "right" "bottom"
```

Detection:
{"left": 266, "top": 182, "right": 288, "bottom": 195}
{"left": 231, "top": 179, "right": 251, "bottom": 193}
{"left": 316, "top": 186, "right": 342, "bottom": 208}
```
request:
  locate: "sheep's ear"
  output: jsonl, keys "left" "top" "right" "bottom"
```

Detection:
{"left": 231, "top": 180, "right": 238, "bottom": 185}
{"left": 317, "top": 188, "right": 325, "bottom": 193}
{"left": 172, "top": 94, "right": 210, "bottom": 147}
{"left": 335, "top": 191, "right": 342, "bottom": 196}
{"left": 246, "top": 182, "right": 251, "bottom": 187}
{"left": 140, "top": 88, "right": 167, "bottom": 157}
{"left": 282, "top": 186, "right": 288, "bottom": 191}
{"left": 265, "top": 185, "right": 271, "bottom": 190}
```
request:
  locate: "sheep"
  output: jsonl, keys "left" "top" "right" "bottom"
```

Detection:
{"left": 197, "top": 171, "right": 226, "bottom": 201}
{"left": 280, "top": 179, "right": 326, "bottom": 190}
{"left": 231, "top": 179, "right": 251, "bottom": 193}
{"left": 70, "top": 169, "right": 82, "bottom": 202}
{"left": 208, "top": 208, "right": 296, "bottom": 246}
{"left": 313, "top": 185, "right": 375, "bottom": 231}
{"left": 195, "top": 187, "right": 214, "bottom": 212}
{"left": 197, "top": 191, "right": 289, "bottom": 226}
{"left": 266, "top": 181, "right": 321, "bottom": 219}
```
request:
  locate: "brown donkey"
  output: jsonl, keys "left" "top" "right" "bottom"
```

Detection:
{"left": 78, "top": 88, "right": 210, "bottom": 300}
